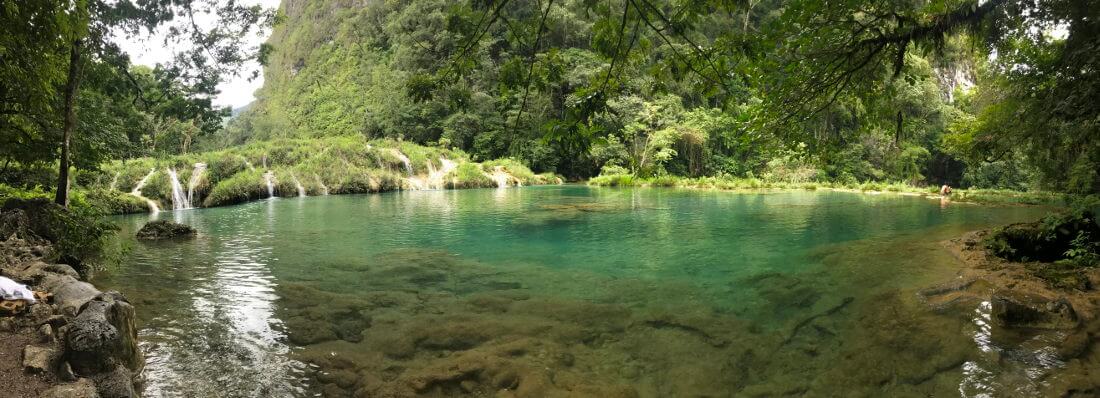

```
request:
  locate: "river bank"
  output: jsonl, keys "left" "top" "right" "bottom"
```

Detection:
{"left": 0, "top": 200, "right": 144, "bottom": 397}
{"left": 588, "top": 173, "right": 1071, "bottom": 206}
{"left": 923, "top": 220, "right": 1100, "bottom": 395}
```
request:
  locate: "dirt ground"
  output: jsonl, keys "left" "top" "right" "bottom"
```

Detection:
{"left": 0, "top": 330, "right": 52, "bottom": 395}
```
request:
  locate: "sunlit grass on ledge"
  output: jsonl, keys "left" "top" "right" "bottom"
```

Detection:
{"left": 586, "top": 174, "right": 1071, "bottom": 207}
{"left": 69, "top": 136, "right": 564, "bottom": 213}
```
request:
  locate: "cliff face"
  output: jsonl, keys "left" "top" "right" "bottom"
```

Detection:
{"left": 243, "top": 0, "right": 406, "bottom": 141}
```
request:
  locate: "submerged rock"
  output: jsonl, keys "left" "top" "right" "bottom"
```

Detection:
{"left": 135, "top": 220, "right": 196, "bottom": 241}
{"left": 990, "top": 289, "right": 1079, "bottom": 329}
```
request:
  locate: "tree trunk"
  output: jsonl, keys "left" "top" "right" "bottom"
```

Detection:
{"left": 894, "top": 110, "right": 903, "bottom": 148}
{"left": 55, "top": 39, "right": 84, "bottom": 208}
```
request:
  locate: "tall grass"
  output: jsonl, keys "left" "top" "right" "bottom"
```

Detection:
{"left": 586, "top": 174, "right": 1068, "bottom": 206}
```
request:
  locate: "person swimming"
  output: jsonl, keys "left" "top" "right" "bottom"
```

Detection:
{"left": 940, "top": 184, "right": 953, "bottom": 196}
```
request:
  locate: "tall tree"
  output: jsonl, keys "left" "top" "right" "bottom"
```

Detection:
{"left": 38, "top": 0, "right": 274, "bottom": 206}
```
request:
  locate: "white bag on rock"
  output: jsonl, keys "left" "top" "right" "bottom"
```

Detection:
{"left": 0, "top": 276, "right": 36, "bottom": 303}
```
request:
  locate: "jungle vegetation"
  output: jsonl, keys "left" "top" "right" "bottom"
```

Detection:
{"left": 0, "top": 0, "right": 1097, "bottom": 211}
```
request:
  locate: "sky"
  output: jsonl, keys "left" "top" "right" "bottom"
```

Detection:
{"left": 116, "top": 0, "right": 282, "bottom": 109}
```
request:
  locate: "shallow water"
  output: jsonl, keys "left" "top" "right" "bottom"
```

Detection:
{"left": 97, "top": 186, "right": 1057, "bottom": 397}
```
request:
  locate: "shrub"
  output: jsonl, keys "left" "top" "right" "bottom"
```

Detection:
{"left": 450, "top": 163, "right": 493, "bottom": 188}
{"left": 0, "top": 197, "right": 118, "bottom": 273}
{"left": 204, "top": 170, "right": 267, "bottom": 207}
{"left": 84, "top": 189, "right": 150, "bottom": 214}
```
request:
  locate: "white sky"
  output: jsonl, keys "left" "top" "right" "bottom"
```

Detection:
{"left": 117, "top": 0, "right": 282, "bottom": 109}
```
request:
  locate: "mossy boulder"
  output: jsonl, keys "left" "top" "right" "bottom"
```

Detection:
{"left": 135, "top": 220, "right": 196, "bottom": 240}
{"left": 985, "top": 211, "right": 1099, "bottom": 263}
{"left": 984, "top": 212, "right": 1099, "bottom": 290}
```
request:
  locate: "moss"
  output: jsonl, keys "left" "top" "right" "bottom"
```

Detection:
{"left": 84, "top": 189, "right": 149, "bottom": 214}
{"left": 985, "top": 212, "right": 1099, "bottom": 263}
{"left": 985, "top": 211, "right": 1100, "bottom": 290}
{"left": 136, "top": 220, "right": 197, "bottom": 240}
{"left": 203, "top": 170, "right": 267, "bottom": 207}
{"left": 1025, "top": 261, "right": 1093, "bottom": 290}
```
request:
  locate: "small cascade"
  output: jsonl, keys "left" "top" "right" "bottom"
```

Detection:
{"left": 108, "top": 172, "right": 119, "bottom": 191}
{"left": 130, "top": 168, "right": 160, "bottom": 213}
{"left": 391, "top": 149, "right": 413, "bottom": 176}
{"left": 291, "top": 174, "right": 306, "bottom": 197}
{"left": 262, "top": 155, "right": 268, "bottom": 169}
{"left": 425, "top": 158, "right": 458, "bottom": 190}
{"left": 315, "top": 175, "right": 330, "bottom": 195}
{"left": 486, "top": 166, "right": 518, "bottom": 188}
{"left": 187, "top": 163, "right": 206, "bottom": 206}
{"left": 263, "top": 171, "right": 276, "bottom": 198}
{"left": 167, "top": 168, "right": 190, "bottom": 210}
{"left": 490, "top": 169, "right": 509, "bottom": 188}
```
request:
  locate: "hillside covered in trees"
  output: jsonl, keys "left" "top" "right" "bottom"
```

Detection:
{"left": 208, "top": 0, "right": 1098, "bottom": 193}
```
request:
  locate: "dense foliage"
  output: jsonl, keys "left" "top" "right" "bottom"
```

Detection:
{"left": 0, "top": 0, "right": 1097, "bottom": 205}
{"left": 206, "top": 0, "right": 1097, "bottom": 194}
{"left": 0, "top": 0, "right": 273, "bottom": 205}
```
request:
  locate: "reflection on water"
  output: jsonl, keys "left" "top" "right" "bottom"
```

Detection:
{"left": 96, "top": 187, "right": 1063, "bottom": 397}
{"left": 103, "top": 200, "right": 315, "bottom": 397}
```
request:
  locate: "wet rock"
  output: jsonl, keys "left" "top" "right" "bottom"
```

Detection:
{"left": 990, "top": 289, "right": 1079, "bottom": 329}
{"left": 39, "top": 378, "right": 100, "bottom": 398}
{"left": 66, "top": 292, "right": 143, "bottom": 376}
{"left": 23, "top": 344, "right": 58, "bottom": 374}
{"left": 1057, "top": 330, "right": 1091, "bottom": 359}
{"left": 135, "top": 220, "right": 196, "bottom": 241}
{"left": 91, "top": 365, "right": 136, "bottom": 398}
{"left": 316, "top": 369, "right": 359, "bottom": 389}
{"left": 284, "top": 317, "right": 338, "bottom": 345}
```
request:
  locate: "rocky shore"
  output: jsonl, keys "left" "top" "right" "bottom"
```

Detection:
{"left": 0, "top": 204, "right": 144, "bottom": 397}
{"left": 926, "top": 228, "right": 1100, "bottom": 394}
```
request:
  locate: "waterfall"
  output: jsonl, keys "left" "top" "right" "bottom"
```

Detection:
{"left": 263, "top": 171, "right": 276, "bottom": 198}
{"left": 130, "top": 168, "right": 160, "bottom": 213}
{"left": 167, "top": 168, "right": 190, "bottom": 210}
{"left": 315, "top": 175, "right": 330, "bottom": 195}
{"left": 426, "top": 158, "right": 458, "bottom": 190}
{"left": 391, "top": 150, "right": 413, "bottom": 176}
{"left": 486, "top": 166, "right": 515, "bottom": 188}
{"left": 108, "top": 172, "right": 119, "bottom": 191}
{"left": 187, "top": 163, "right": 206, "bottom": 206}
{"left": 291, "top": 174, "right": 306, "bottom": 197}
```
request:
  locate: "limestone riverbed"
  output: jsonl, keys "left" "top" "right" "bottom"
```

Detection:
{"left": 94, "top": 186, "right": 1061, "bottom": 397}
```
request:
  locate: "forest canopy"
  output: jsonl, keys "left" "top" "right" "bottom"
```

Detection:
{"left": 1, "top": 0, "right": 1097, "bottom": 202}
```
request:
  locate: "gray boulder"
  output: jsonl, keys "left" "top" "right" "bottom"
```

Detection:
{"left": 65, "top": 292, "right": 144, "bottom": 378}
{"left": 40, "top": 273, "right": 99, "bottom": 316}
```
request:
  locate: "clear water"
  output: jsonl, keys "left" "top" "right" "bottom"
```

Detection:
{"left": 97, "top": 186, "right": 1059, "bottom": 397}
